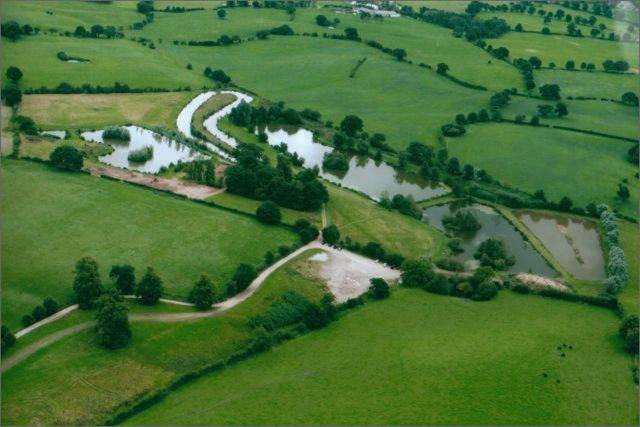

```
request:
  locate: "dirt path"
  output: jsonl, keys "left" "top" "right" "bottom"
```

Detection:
{"left": 88, "top": 165, "right": 224, "bottom": 200}
{"left": 1, "top": 241, "right": 319, "bottom": 373}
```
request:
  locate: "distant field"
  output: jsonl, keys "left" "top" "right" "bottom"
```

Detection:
{"left": 534, "top": 68, "right": 638, "bottom": 99}
{"left": 446, "top": 123, "right": 638, "bottom": 218}
{"left": 326, "top": 185, "right": 449, "bottom": 260}
{"left": 618, "top": 220, "right": 639, "bottom": 313}
{"left": 0, "top": 0, "right": 140, "bottom": 32}
{"left": 497, "top": 32, "right": 639, "bottom": 71}
{"left": 503, "top": 97, "right": 638, "bottom": 139}
{"left": 20, "top": 92, "right": 197, "bottom": 130}
{"left": 1, "top": 36, "right": 205, "bottom": 89}
{"left": 0, "top": 248, "right": 325, "bottom": 426}
{"left": 127, "top": 290, "right": 638, "bottom": 425}
{"left": 1, "top": 160, "right": 298, "bottom": 329}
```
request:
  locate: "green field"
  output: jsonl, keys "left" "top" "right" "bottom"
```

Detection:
{"left": 1, "top": 159, "right": 298, "bottom": 329}
{"left": 503, "top": 96, "right": 638, "bottom": 139}
{"left": 326, "top": 185, "right": 449, "bottom": 260}
{"left": 446, "top": 123, "right": 638, "bottom": 218}
{"left": 618, "top": 220, "right": 639, "bottom": 313}
{"left": 0, "top": 248, "right": 326, "bottom": 426}
{"left": 20, "top": 92, "right": 197, "bottom": 130}
{"left": 534, "top": 68, "right": 638, "bottom": 99}
{"left": 126, "top": 290, "right": 638, "bottom": 425}
{"left": 497, "top": 32, "right": 639, "bottom": 70}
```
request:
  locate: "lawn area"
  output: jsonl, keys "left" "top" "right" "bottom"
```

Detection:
{"left": 126, "top": 289, "right": 638, "bottom": 426}
{"left": 1, "top": 35, "right": 205, "bottom": 89}
{"left": 325, "top": 184, "right": 449, "bottom": 260}
{"left": 208, "top": 191, "right": 322, "bottom": 228}
{"left": 1, "top": 159, "right": 298, "bottom": 329}
{"left": 0, "top": 249, "right": 326, "bottom": 426}
{"left": 0, "top": 0, "right": 140, "bottom": 33}
{"left": 534, "top": 68, "right": 638, "bottom": 99}
{"left": 20, "top": 92, "right": 198, "bottom": 131}
{"left": 497, "top": 32, "right": 639, "bottom": 71}
{"left": 503, "top": 96, "right": 638, "bottom": 139}
{"left": 618, "top": 220, "right": 639, "bottom": 314}
{"left": 446, "top": 122, "right": 638, "bottom": 219}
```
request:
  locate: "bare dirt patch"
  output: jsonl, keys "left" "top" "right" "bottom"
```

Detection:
{"left": 309, "top": 247, "right": 400, "bottom": 302}
{"left": 516, "top": 273, "right": 570, "bottom": 291}
{"left": 88, "top": 165, "right": 222, "bottom": 199}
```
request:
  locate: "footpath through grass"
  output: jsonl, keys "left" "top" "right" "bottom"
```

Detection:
{"left": 0, "top": 249, "right": 325, "bottom": 426}
{"left": 127, "top": 289, "right": 638, "bottom": 426}
{"left": 1, "top": 160, "right": 298, "bottom": 329}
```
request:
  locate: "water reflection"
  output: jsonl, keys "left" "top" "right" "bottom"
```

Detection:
{"left": 423, "top": 203, "right": 556, "bottom": 276}
{"left": 516, "top": 211, "right": 605, "bottom": 280}
{"left": 81, "top": 126, "right": 202, "bottom": 173}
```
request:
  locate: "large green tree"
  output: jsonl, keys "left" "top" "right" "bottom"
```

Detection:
{"left": 189, "top": 276, "right": 216, "bottom": 310}
{"left": 136, "top": 267, "right": 163, "bottom": 305}
{"left": 95, "top": 295, "right": 132, "bottom": 349}
{"left": 73, "top": 257, "right": 103, "bottom": 309}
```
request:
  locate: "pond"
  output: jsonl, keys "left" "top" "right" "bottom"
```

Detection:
{"left": 261, "top": 126, "right": 448, "bottom": 201}
{"left": 422, "top": 203, "right": 556, "bottom": 276}
{"left": 175, "top": 90, "right": 238, "bottom": 159}
{"left": 516, "top": 211, "right": 606, "bottom": 280}
{"left": 40, "top": 130, "right": 67, "bottom": 139}
{"left": 81, "top": 126, "right": 202, "bottom": 173}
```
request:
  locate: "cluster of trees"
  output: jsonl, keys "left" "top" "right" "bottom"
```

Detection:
{"left": 103, "top": 126, "right": 130, "bottom": 141}
{"left": 401, "top": 259, "right": 499, "bottom": 301}
{"left": 2, "top": 66, "right": 23, "bottom": 107}
{"left": 537, "top": 102, "right": 568, "bottom": 118}
{"left": 50, "top": 145, "right": 84, "bottom": 171}
{"left": 315, "top": 14, "right": 339, "bottom": 27}
{"left": 474, "top": 238, "right": 515, "bottom": 270}
{"left": 627, "top": 143, "right": 639, "bottom": 165}
{"left": 21, "top": 297, "right": 59, "bottom": 327}
{"left": 24, "top": 81, "right": 189, "bottom": 95}
{"left": 539, "top": 83, "right": 561, "bottom": 100}
{"left": 1, "top": 21, "right": 38, "bottom": 41}
{"left": 185, "top": 34, "right": 242, "bottom": 46}
{"left": 442, "top": 210, "right": 481, "bottom": 233}
{"left": 161, "top": 5, "right": 204, "bottom": 13}
{"left": 379, "top": 193, "right": 421, "bottom": 219}
{"left": 136, "top": 0, "right": 154, "bottom": 14}
{"left": 12, "top": 115, "right": 38, "bottom": 135}
{"left": 513, "top": 58, "right": 536, "bottom": 90}
{"left": 229, "top": 100, "right": 303, "bottom": 128}
{"left": 72, "top": 24, "right": 122, "bottom": 39}
{"left": 401, "top": 5, "right": 509, "bottom": 41}
{"left": 322, "top": 151, "right": 349, "bottom": 172}
{"left": 179, "top": 159, "right": 217, "bottom": 186}
{"left": 249, "top": 290, "right": 336, "bottom": 331}
{"left": 56, "top": 51, "right": 89, "bottom": 62}
{"left": 342, "top": 237, "right": 406, "bottom": 269}
{"left": 330, "top": 115, "right": 393, "bottom": 157}
{"left": 204, "top": 67, "right": 232, "bottom": 84}
{"left": 597, "top": 205, "right": 628, "bottom": 294}
{"left": 602, "top": 60, "right": 630, "bottom": 73}
{"left": 225, "top": 144, "right": 328, "bottom": 211}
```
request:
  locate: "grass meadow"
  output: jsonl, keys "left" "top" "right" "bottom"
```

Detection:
{"left": 446, "top": 123, "right": 638, "bottom": 218}
{"left": 0, "top": 248, "right": 325, "bottom": 426}
{"left": 1, "top": 159, "right": 298, "bottom": 329}
{"left": 126, "top": 289, "right": 638, "bottom": 426}
{"left": 534, "top": 68, "right": 638, "bottom": 99}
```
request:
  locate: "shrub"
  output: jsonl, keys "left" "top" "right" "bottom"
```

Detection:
{"left": 321, "top": 224, "right": 340, "bottom": 245}
{"left": 1, "top": 325, "right": 16, "bottom": 354}
{"left": 249, "top": 290, "right": 315, "bottom": 330}
{"left": 425, "top": 273, "right": 450, "bottom": 295}
{"left": 400, "top": 259, "right": 434, "bottom": 287}
{"left": 442, "top": 210, "right": 481, "bottom": 232}
{"left": 435, "top": 257, "right": 465, "bottom": 272}
{"left": 32, "top": 305, "right": 47, "bottom": 322}
{"left": 189, "top": 275, "right": 216, "bottom": 310}
{"left": 294, "top": 219, "right": 318, "bottom": 244}
{"left": 127, "top": 145, "right": 153, "bottom": 163}
{"left": 12, "top": 115, "right": 38, "bottom": 134}
{"left": 50, "top": 145, "right": 84, "bottom": 171}
{"left": 441, "top": 123, "right": 466, "bottom": 137}
{"left": 2, "top": 83, "right": 22, "bottom": 106}
{"left": 369, "top": 278, "right": 390, "bottom": 299}
{"left": 136, "top": 267, "right": 163, "bottom": 305}
{"left": 447, "top": 238, "right": 464, "bottom": 254}
{"left": 109, "top": 265, "right": 136, "bottom": 294}
{"left": 102, "top": 126, "right": 130, "bottom": 141}
{"left": 472, "top": 281, "right": 499, "bottom": 301}
{"left": 226, "top": 263, "right": 257, "bottom": 296}
{"left": 21, "top": 314, "right": 34, "bottom": 327}
{"left": 5, "top": 65, "right": 22, "bottom": 83}
{"left": 256, "top": 201, "right": 281, "bottom": 225}
{"left": 43, "top": 297, "right": 59, "bottom": 316}
{"left": 322, "top": 151, "right": 349, "bottom": 171}
{"left": 474, "top": 238, "right": 515, "bottom": 270}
